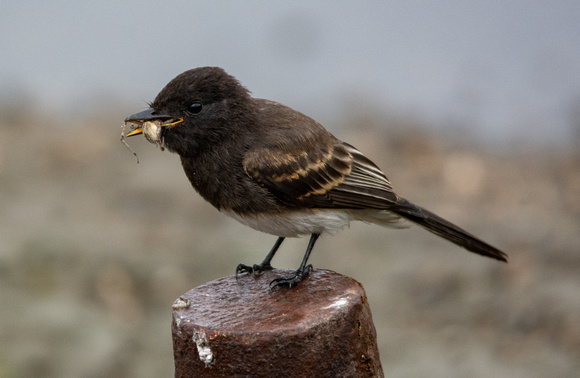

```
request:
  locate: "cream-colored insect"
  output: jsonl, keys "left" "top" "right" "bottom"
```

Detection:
{"left": 121, "top": 118, "right": 182, "bottom": 163}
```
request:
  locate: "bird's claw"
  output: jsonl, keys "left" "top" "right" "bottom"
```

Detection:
{"left": 235, "top": 262, "right": 273, "bottom": 277}
{"left": 269, "top": 264, "right": 313, "bottom": 289}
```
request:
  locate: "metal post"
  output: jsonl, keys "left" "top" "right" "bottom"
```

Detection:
{"left": 172, "top": 269, "right": 384, "bottom": 377}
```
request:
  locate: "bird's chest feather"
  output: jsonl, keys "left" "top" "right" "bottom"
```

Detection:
{"left": 180, "top": 153, "right": 278, "bottom": 213}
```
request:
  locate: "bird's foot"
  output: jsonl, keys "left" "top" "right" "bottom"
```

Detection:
{"left": 270, "top": 264, "right": 313, "bottom": 289}
{"left": 235, "top": 262, "right": 273, "bottom": 277}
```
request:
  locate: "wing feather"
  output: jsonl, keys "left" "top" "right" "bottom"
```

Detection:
{"left": 244, "top": 141, "right": 399, "bottom": 209}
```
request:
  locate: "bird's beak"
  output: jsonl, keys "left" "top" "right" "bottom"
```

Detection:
{"left": 124, "top": 109, "right": 183, "bottom": 137}
{"left": 125, "top": 127, "right": 144, "bottom": 137}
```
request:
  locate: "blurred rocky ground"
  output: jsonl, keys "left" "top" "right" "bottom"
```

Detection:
{"left": 0, "top": 103, "right": 579, "bottom": 378}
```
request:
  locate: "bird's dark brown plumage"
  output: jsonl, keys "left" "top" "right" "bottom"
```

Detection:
{"left": 124, "top": 66, "right": 507, "bottom": 287}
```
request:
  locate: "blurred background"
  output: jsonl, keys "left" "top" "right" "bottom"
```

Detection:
{"left": 1, "top": 1, "right": 580, "bottom": 377}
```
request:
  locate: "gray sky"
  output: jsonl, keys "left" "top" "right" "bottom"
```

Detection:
{"left": 2, "top": 1, "right": 580, "bottom": 145}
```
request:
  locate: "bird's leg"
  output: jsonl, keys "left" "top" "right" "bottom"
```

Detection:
{"left": 236, "top": 237, "right": 285, "bottom": 276}
{"left": 271, "top": 233, "right": 320, "bottom": 288}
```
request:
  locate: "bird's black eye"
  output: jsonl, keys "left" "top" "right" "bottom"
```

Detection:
{"left": 188, "top": 102, "right": 203, "bottom": 114}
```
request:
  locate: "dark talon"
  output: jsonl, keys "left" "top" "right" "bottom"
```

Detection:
{"left": 235, "top": 264, "right": 251, "bottom": 277}
{"left": 236, "top": 234, "right": 319, "bottom": 289}
{"left": 269, "top": 233, "right": 319, "bottom": 288}
{"left": 236, "top": 262, "right": 273, "bottom": 277}
{"left": 270, "top": 264, "right": 313, "bottom": 289}
{"left": 235, "top": 237, "right": 285, "bottom": 278}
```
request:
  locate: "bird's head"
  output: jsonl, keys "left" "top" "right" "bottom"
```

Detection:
{"left": 123, "top": 67, "right": 252, "bottom": 157}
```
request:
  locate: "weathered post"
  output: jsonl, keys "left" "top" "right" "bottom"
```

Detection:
{"left": 172, "top": 269, "right": 384, "bottom": 377}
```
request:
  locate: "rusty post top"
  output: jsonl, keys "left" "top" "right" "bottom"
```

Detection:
{"left": 172, "top": 269, "right": 383, "bottom": 377}
{"left": 172, "top": 269, "right": 367, "bottom": 333}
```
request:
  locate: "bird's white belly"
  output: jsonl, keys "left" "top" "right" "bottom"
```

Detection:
{"left": 222, "top": 208, "right": 403, "bottom": 237}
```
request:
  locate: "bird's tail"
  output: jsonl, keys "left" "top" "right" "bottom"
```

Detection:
{"left": 391, "top": 197, "right": 508, "bottom": 262}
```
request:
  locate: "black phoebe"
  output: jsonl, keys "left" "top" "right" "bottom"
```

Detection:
{"left": 124, "top": 67, "right": 507, "bottom": 288}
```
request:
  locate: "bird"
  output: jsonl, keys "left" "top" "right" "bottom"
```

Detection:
{"left": 123, "top": 66, "right": 507, "bottom": 288}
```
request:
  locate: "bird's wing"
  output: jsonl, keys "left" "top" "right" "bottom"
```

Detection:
{"left": 243, "top": 141, "right": 399, "bottom": 209}
{"left": 244, "top": 136, "right": 508, "bottom": 262}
